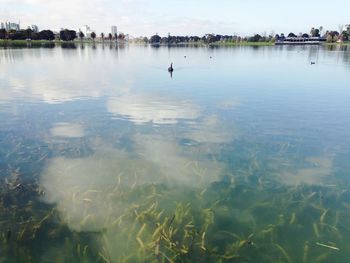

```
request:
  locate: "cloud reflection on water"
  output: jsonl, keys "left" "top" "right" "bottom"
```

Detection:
{"left": 280, "top": 156, "right": 333, "bottom": 186}
{"left": 50, "top": 122, "right": 85, "bottom": 138}
{"left": 40, "top": 134, "right": 224, "bottom": 232}
{"left": 107, "top": 93, "right": 201, "bottom": 125}
{"left": 184, "top": 115, "right": 234, "bottom": 144}
{"left": 40, "top": 147, "right": 157, "bottom": 231}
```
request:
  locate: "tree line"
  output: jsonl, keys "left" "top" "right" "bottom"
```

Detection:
{"left": 1, "top": 25, "right": 349, "bottom": 43}
{"left": 141, "top": 25, "right": 350, "bottom": 44}
{"left": 0, "top": 28, "right": 55, "bottom": 40}
{"left": 0, "top": 28, "right": 126, "bottom": 42}
{"left": 141, "top": 34, "right": 274, "bottom": 45}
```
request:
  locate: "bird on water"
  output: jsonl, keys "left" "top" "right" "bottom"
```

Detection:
{"left": 168, "top": 63, "right": 174, "bottom": 72}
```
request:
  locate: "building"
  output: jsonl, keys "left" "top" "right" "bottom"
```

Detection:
{"left": 31, "top": 25, "right": 39, "bottom": 32}
{"left": 3, "top": 22, "right": 20, "bottom": 31}
{"left": 111, "top": 25, "right": 117, "bottom": 36}
{"left": 82, "top": 25, "right": 94, "bottom": 38}
{"left": 275, "top": 36, "right": 326, "bottom": 45}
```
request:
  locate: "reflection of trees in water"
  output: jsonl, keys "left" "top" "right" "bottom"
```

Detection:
{"left": 340, "top": 46, "right": 350, "bottom": 66}
{"left": 323, "top": 45, "right": 350, "bottom": 66}
{"left": 0, "top": 48, "right": 24, "bottom": 62}
{"left": 61, "top": 42, "right": 76, "bottom": 49}
{"left": 307, "top": 45, "right": 320, "bottom": 62}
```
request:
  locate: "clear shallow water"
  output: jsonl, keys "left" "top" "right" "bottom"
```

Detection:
{"left": 0, "top": 44, "right": 350, "bottom": 262}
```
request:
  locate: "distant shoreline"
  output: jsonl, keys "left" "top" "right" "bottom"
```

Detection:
{"left": 1, "top": 39, "right": 349, "bottom": 48}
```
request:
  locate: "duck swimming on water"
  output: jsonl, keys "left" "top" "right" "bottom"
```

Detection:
{"left": 168, "top": 63, "right": 174, "bottom": 72}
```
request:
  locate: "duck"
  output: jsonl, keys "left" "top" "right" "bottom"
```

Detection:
{"left": 168, "top": 63, "right": 174, "bottom": 72}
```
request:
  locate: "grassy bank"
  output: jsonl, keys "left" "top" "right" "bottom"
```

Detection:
{"left": 0, "top": 39, "right": 56, "bottom": 48}
{"left": 324, "top": 42, "right": 350, "bottom": 46}
{"left": 210, "top": 41, "right": 275, "bottom": 46}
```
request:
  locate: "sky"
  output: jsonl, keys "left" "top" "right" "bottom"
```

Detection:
{"left": 0, "top": 0, "right": 349, "bottom": 37}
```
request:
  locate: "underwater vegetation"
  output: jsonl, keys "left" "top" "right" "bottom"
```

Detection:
{"left": 1, "top": 161, "right": 349, "bottom": 263}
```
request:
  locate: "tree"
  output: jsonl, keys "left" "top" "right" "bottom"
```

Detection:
{"left": 287, "top": 32, "right": 297, "bottom": 38}
{"left": 310, "top": 27, "right": 320, "bottom": 37}
{"left": 101, "top": 32, "right": 105, "bottom": 42}
{"left": 326, "top": 34, "right": 333, "bottom": 43}
{"left": 340, "top": 31, "right": 349, "bottom": 42}
{"left": 108, "top": 33, "right": 113, "bottom": 43}
{"left": 25, "top": 28, "right": 33, "bottom": 39}
{"left": 39, "top": 30, "right": 55, "bottom": 40}
{"left": 60, "top": 29, "right": 77, "bottom": 41}
{"left": 91, "top": 32, "right": 96, "bottom": 42}
{"left": 79, "top": 31, "right": 84, "bottom": 41}
{"left": 0, "top": 29, "right": 7, "bottom": 39}
{"left": 325, "top": 31, "right": 339, "bottom": 42}
{"left": 118, "top": 33, "right": 125, "bottom": 41}
{"left": 9, "top": 30, "right": 26, "bottom": 40}
{"left": 150, "top": 34, "right": 161, "bottom": 44}
{"left": 248, "top": 34, "right": 262, "bottom": 42}
{"left": 204, "top": 34, "right": 216, "bottom": 44}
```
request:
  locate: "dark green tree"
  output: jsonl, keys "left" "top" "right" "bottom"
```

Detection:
{"left": 248, "top": 34, "right": 262, "bottom": 42}
{"left": 38, "top": 30, "right": 55, "bottom": 40}
{"left": 204, "top": 34, "right": 216, "bottom": 43}
{"left": 25, "top": 28, "right": 33, "bottom": 39}
{"left": 79, "top": 31, "right": 84, "bottom": 41}
{"left": 150, "top": 34, "right": 161, "bottom": 44}
{"left": 0, "top": 29, "right": 7, "bottom": 39}
{"left": 9, "top": 30, "right": 26, "bottom": 40}
{"left": 91, "top": 32, "right": 96, "bottom": 42}
{"left": 310, "top": 27, "right": 320, "bottom": 37}
{"left": 60, "top": 29, "right": 77, "bottom": 41}
{"left": 340, "top": 31, "right": 349, "bottom": 41}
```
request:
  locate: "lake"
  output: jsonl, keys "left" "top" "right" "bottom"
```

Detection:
{"left": 1, "top": 44, "right": 350, "bottom": 262}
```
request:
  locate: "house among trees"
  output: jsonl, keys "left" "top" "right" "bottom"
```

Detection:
{"left": 276, "top": 27, "right": 327, "bottom": 45}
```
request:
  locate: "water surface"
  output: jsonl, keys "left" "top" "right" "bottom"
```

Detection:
{"left": 1, "top": 44, "right": 350, "bottom": 262}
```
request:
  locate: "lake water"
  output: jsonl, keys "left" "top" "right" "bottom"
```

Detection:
{"left": 0, "top": 44, "right": 350, "bottom": 262}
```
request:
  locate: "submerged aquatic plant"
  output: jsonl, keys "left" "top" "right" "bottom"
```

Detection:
{"left": 1, "top": 156, "right": 350, "bottom": 263}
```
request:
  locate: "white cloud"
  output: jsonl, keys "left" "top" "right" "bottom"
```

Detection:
{"left": 0, "top": 0, "right": 237, "bottom": 36}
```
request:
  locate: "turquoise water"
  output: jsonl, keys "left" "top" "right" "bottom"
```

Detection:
{"left": 0, "top": 44, "right": 350, "bottom": 262}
